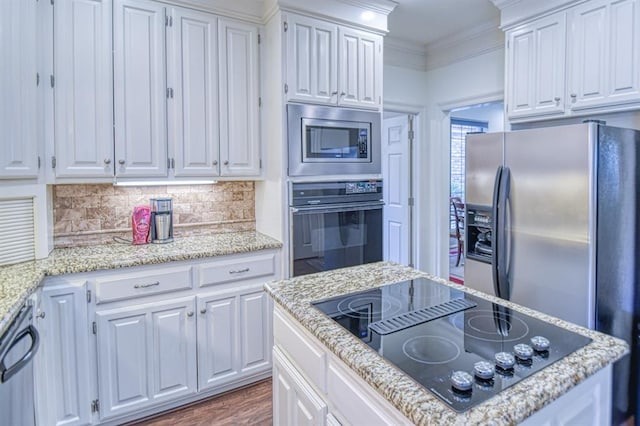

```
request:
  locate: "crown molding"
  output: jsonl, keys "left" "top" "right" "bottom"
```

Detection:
{"left": 160, "top": 0, "right": 264, "bottom": 23}
{"left": 384, "top": 36, "right": 428, "bottom": 71}
{"left": 424, "top": 17, "right": 504, "bottom": 71}
{"left": 490, "top": 0, "right": 583, "bottom": 29}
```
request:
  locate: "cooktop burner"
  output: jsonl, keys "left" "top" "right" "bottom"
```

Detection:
{"left": 311, "top": 277, "right": 592, "bottom": 413}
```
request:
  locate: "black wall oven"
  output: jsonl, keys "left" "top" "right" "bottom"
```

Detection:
{"left": 289, "top": 180, "right": 383, "bottom": 277}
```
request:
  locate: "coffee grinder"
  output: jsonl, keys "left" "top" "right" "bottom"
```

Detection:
{"left": 150, "top": 198, "right": 174, "bottom": 243}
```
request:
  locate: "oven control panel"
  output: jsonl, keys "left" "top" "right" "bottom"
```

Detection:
{"left": 345, "top": 181, "right": 378, "bottom": 194}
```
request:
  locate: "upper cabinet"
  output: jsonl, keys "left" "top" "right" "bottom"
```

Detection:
{"left": 0, "top": 0, "right": 39, "bottom": 179}
{"left": 54, "top": 0, "right": 114, "bottom": 178}
{"left": 113, "top": 0, "right": 168, "bottom": 178}
{"left": 506, "top": 12, "right": 566, "bottom": 119}
{"left": 568, "top": 0, "right": 640, "bottom": 111}
{"left": 284, "top": 13, "right": 383, "bottom": 110}
{"left": 504, "top": 0, "right": 640, "bottom": 122}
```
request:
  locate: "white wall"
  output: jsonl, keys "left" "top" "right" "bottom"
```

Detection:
{"left": 384, "top": 47, "right": 505, "bottom": 278}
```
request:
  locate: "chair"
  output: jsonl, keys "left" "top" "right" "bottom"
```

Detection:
{"left": 449, "top": 197, "right": 465, "bottom": 267}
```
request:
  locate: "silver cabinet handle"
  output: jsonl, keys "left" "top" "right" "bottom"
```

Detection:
{"left": 200, "top": 308, "right": 207, "bottom": 314}
{"left": 36, "top": 311, "right": 45, "bottom": 319}
{"left": 331, "top": 91, "right": 338, "bottom": 95}
{"left": 134, "top": 281, "right": 160, "bottom": 289}
{"left": 229, "top": 267, "right": 250, "bottom": 274}
{"left": 213, "top": 160, "right": 218, "bottom": 166}
{"left": 340, "top": 92, "right": 346, "bottom": 97}
{"left": 554, "top": 97, "right": 560, "bottom": 102}
{"left": 118, "top": 159, "right": 125, "bottom": 165}
{"left": 187, "top": 311, "right": 194, "bottom": 317}
{"left": 223, "top": 160, "right": 229, "bottom": 166}
{"left": 104, "top": 158, "right": 111, "bottom": 165}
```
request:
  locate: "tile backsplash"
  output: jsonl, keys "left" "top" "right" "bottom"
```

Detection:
{"left": 53, "top": 182, "right": 255, "bottom": 247}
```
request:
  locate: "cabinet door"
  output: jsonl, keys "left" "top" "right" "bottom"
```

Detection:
{"left": 506, "top": 12, "right": 566, "bottom": 118}
{"left": 167, "top": 8, "right": 219, "bottom": 177}
{"left": 338, "top": 27, "right": 382, "bottom": 110}
{"left": 0, "top": 0, "right": 38, "bottom": 179}
{"left": 96, "top": 297, "right": 197, "bottom": 420}
{"left": 196, "top": 291, "right": 239, "bottom": 391}
{"left": 273, "top": 347, "right": 327, "bottom": 426}
{"left": 239, "top": 290, "right": 271, "bottom": 374}
{"left": 218, "top": 19, "right": 260, "bottom": 176}
{"left": 285, "top": 14, "right": 338, "bottom": 105}
{"left": 54, "top": 0, "right": 113, "bottom": 178}
{"left": 114, "top": 0, "right": 168, "bottom": 177}
{"left": 569, "top": 0, "right": 640, "bottom": 110}
{"left": 35, "top": 282, "right": 92, "bottom": 426}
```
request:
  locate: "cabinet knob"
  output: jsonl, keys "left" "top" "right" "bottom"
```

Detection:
{"left": 104, "top": 158, "right": 111, "bottom": 165}
{"left": 187, "top": 311, "right": 194, "bottom": 317}
{"left": 340, "top": 92, "right": 346, "bottom": 97}
{"left": 200, "top": 308, "right": 207, "bottom": 314}
{"left": 223, "top": 160, "right": 229, "bottom": 166}
{"left": 118, "top": 159, "right": 125, "bottom": 165}
{"left": 554, "top": 97, "right": 561, "bottom": 102}
{"left": 36, "top": 311, "right": 45, "bottom": 319}
{"left": 331, "top": 91, "right": 338, "bottom": 96}
{"left": 213, "top": 160, "right": 218, "bottom": 166}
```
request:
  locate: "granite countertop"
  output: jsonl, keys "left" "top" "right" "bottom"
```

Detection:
{"left": 0, "top": 231, "right": 282, "bottom": 337}
{"left": 265, "top": 261, "right": 629, "bottom": 426}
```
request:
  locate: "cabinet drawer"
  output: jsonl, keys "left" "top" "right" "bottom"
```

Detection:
{"left": 199, "top": 253, "right": 275, "bottom": 287}
{"left": 273, "top": 307, "right": 326, "bottom": 392}
{"left": 95, "top": 266, "right": 193, "bottom": 304}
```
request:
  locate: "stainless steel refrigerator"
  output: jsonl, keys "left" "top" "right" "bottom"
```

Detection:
{"left": 464, "top": 121, "right": 639, "bottom": 425}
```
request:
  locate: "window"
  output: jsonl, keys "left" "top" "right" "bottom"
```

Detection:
{"left": 450, "top": 118, "right": 488, "bottom": 202}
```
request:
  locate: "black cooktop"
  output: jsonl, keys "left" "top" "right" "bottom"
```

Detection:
{"left": 311, "top": 277, "right": 592, "bottom": 413}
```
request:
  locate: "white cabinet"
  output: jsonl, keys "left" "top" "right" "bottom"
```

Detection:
{"left": 53, "top": 0, "right": 113, "bottom": 178}
{"left": 504, "top": 0, "right": 640, "bottom": 122}
{"left": 568, "top": 0, "right": 640, "bottom": 110}
{"left": 285, "top": 14, "right": 338, "bottom": 105}
{"left": 506, "top": 12, "right": 566, "bottom": 119}
{"left": 113, "top": 0, "right": 168, "bottom": 177}
{"left": 273, "top": 346, "right": 328, "bottom": 426}
{"left": 167, "top": 8, "right": 219, "bottom": 177}
{"left": 0, "top": 0, "right": 39, "bottom": 179}
{"left": 113, "top": 1, "right": 261, "bottom": 180}
{"left": 219, "top": 19, "right": 261, "bottom": 176}
{"left": 35, "top": 279, "right": 92, "bottom": 426}
{"left": 284, "top": 13, "right": 382, "bottom": 110}
{"left": 95, "top": 297, "right": 197, "bottom": 420}
{"left": 197, "top": 285, "right": 271, "bottom": 391}
{"left": 338, "top": 27, "right": 382, "bottom": 110}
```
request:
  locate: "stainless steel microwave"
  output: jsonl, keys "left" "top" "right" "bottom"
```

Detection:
{"left": 287, "top": 104, "right": 381, "bottom": 176}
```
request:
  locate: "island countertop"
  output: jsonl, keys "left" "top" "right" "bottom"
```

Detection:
{"left": 264, "top": 261, "right": 629, "bottom": 425}
{"left": 0, "top": 231, "right": 282, "bottom": 337}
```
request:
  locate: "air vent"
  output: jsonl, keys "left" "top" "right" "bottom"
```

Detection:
{"left": 368, "top": 298, "right": 477, "bottom": 335}
{"left": 0, "top": 198, "right": 35, "bottom": 266}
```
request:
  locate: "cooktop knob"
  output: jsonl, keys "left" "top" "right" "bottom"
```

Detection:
{"left": 495, "top": 351, "right": 516, "bottom": 370}
{"left": 473, "top": 361, "right": 495, "bottom": 380}
{"left": 450, "top": 371, "right": 473, "bottom": 392}
{"left": 514, "top": 343, "right": 534, "bottom": 361}
{"left": 531, "top": 335, "right": 550, "bottom": 352}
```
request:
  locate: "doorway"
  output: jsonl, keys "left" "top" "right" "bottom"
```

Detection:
{"left": 382, "top": 111, "right": 417, "bottom": 266}
{"left": 448, "top": 101, "right": 504, "bottom": 283}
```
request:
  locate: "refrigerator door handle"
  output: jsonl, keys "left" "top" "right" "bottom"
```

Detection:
{"left": 498, "top": 167, "right": 511, "bottom": 300}
{"left": 491, "top": 166, "right": 503, "bottom": 299}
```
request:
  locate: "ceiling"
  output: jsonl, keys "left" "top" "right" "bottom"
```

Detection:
{"left": 386, "top": 0, "right": 500, "bottom": 46}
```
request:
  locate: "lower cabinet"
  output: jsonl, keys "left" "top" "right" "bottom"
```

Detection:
{"left": 35, "top": 278, "right": 93, "bottom": 426}
{"left": 273, "top": 346, "right": 327, "bottom": 426}
{"left": 197, "top": 287, "right": 271, "bottom": 391}
{"left": 34, "top": 249, "right": 279, "bottom": 425}
{"left": 95, "top": 297, "right": 197, "bottom": 420}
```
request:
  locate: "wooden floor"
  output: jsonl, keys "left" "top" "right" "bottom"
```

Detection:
{"left": 130, "top": 379, "right": 273, "bottom": 426}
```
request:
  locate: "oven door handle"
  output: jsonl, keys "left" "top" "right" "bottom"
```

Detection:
{"left": 290, "top": 201, "right": 384, "bottom": 215}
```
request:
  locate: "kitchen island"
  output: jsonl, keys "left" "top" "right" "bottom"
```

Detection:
{"left": 265, "top": 262, "right": 629, "bottom": 425}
